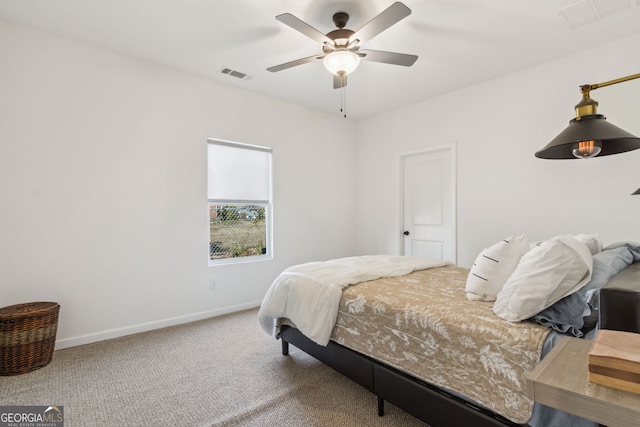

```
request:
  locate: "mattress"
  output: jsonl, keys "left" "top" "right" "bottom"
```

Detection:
{"left": 329, "top": 265, "right": 551, "bottom": 424}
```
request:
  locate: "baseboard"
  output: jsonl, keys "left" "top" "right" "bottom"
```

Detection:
{"left": 54, "top": 301, "right": 262, "bottom": 350}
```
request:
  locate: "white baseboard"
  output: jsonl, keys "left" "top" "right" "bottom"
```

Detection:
{"left": 54, "top": 301, "right": 262, "bottom": 350}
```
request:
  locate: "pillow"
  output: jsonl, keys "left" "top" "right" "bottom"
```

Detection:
{"left": 530, "top": 235, "right": 601, "bottom": 254}
{"left": 493, "top": 235, "right": 593, "bottom": 322}
{"left": 573, "top": 234, "right": 602, "bottom": 255}
{"left": 465, "top": 235, "right": 529, "bottom": 302}
{"left": 530, "top": 246, "right": 633, "bottom": 336}
{"left": 602, "top": 241, "right": 640, "bottom": 261}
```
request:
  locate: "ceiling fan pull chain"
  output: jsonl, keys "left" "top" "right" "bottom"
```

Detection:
{"left": 342, "top": 85, "right": 347, "bottom": 118}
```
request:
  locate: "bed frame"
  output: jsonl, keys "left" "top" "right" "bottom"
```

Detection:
{"left": 279, "top": 325, "right": 521, "bottom": 426}
{"left": 278, "top": 261, "right": 640, "bottom": 427}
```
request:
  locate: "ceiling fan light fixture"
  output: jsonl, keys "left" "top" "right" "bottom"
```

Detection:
{"left": 323, "top": 50, "right": 360, "bottom": 76}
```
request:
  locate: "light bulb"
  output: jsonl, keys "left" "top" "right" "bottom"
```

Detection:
{"left": 572, "top": 140, "right": 602, "bottom": 159}
{"left": 323, "top": 50, "right": 360, "bottom": 76}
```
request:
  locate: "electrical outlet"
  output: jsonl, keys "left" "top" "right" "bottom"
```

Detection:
{"left": 209, "top": 279, "right": 216, "bottom": 290}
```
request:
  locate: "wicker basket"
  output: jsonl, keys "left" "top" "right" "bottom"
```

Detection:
{"left": 0, "top": 302, "right": 60, "bottom": 376}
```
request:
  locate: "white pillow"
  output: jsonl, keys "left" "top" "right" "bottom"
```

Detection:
{"left": 465, "top": 235, "right": 530, "bottom": 302}
{"left": 573, "top": 234, "right": 602, "bottom": 255}
{"left": 493, "top": 235, "right": 593, "bottom": 322}
{"left": 530, "top": 235, "right": 601, "bottom": 254}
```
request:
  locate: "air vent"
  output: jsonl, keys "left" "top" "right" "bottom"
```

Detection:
{"left": 559, "top": 0, "right": 634, "bottom": 29}
{"left": 219, "top": 67, "right": 250, "bottom": 80}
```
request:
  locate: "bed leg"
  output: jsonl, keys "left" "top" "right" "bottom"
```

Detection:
{"left": 281, "top": 339, "right": 289, "bottom": 356}
{"left": 377, "top": 396, "right": 385, "bottom": 416}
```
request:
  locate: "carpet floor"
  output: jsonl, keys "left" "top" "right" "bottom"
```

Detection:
{"left": 1, "top": 308, "right": 428, "bottom": 426}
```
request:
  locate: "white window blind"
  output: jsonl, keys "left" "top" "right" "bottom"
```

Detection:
{"left": 207, "top": 140, "right": 271, "bottom": 202}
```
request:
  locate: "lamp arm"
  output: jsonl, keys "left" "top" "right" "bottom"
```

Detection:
{"left": 576, "top": 72, "right": 640, "bottom": 118}
{"left": 584, "top": 72, "right": 640, "bottom": 92}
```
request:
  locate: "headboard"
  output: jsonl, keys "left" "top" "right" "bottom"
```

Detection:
{"left": 599, "top": 261, "right": 640, "bottom": 333}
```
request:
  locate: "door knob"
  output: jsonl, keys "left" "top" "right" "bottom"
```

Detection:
{"left": 403, "top": 231, "right": 410, "bottom": 235}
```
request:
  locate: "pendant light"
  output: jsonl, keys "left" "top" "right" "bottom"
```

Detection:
{"left": 535, "top": 73, "right": 640, "bottom": 159}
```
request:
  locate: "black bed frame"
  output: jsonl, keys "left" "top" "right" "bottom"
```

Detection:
{"left": 279, "top": 325, "right": 522, "bottom": 427}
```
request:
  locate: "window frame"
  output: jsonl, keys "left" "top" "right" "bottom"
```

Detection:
{"left": 207, "top": 138, "right": 273, "bottom": 265}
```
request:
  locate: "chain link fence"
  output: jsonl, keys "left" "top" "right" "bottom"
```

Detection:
{"left": 209, "top": 204, "right": 267, "bottom": 260}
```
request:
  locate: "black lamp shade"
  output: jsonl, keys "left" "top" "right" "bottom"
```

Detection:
{"left": 535, "top": 114, "right": 640, "bottom": 159}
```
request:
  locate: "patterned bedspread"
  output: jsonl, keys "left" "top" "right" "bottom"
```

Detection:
{"left": 330, "top": 265, "right": 551, "bottom": 424}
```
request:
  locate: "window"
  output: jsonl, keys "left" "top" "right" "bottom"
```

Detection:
{"left": 207, "top": 139, "right": 272, "bottom": 264}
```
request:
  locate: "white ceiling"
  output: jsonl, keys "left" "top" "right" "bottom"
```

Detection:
{"left": 1, "top": 0, "right": 640, "bottom": 120}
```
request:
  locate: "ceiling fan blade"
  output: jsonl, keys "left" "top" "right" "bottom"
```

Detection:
{"left": 276, "top": 13, "right": 334, "bottom": 45}
{"left": 267, "top": 55, "right": 322, "bottom": 72}
{"left": 349, "top": 2, "right": 411, "bottom": 44}
{"left": 333, "top": 74, "right": 347, "bottom": 89}
{"left": 359, "top": 49, "right": 417, "bottom": 66}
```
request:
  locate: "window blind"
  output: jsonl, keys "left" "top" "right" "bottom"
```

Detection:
{"left": 207, "top": 140, "right": 271, "bottom": 202}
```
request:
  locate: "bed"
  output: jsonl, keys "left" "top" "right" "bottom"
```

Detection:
{"left": 258, "top": 239, "right": 640, "bottom": 427}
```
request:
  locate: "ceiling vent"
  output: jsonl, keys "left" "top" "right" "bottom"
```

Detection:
{"left": 219, "top": 67, "right": 250, "bottom": 80}
{"left": 559, "top": 0, "right": 635, "bottom": 29}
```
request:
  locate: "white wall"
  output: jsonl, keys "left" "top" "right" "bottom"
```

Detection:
{"left": 355, "top": 33, "right": 640, "bottom": 267}
{"left": 0, "top": 21, "right": 357, "bottom": 348}
{"left": 3, "top": 19, "right": 639, "bottom": 349}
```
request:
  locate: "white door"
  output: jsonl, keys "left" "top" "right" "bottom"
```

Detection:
{"left": 401, "top": 145, "right": 456, "bottom": 263}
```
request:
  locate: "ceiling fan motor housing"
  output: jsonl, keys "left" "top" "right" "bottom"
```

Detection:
{"left": 323, "top": 29, "right": 356, "bottom": 52}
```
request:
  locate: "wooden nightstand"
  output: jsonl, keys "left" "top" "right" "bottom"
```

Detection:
{"left": 527, "top": 336, "right": 640, "bottom": 427}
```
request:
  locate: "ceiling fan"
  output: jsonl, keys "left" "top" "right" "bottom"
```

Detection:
{"left": 267, "top": 2, "right": 418, "bottom": 89}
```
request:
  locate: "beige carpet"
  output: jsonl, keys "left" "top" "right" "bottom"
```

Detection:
{"left": 1, "top": 308, "right": 428, "bottom": 426}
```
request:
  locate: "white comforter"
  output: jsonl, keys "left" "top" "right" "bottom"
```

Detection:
{"left": 258, "top": 255, "right": 449, "bottom": 346}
